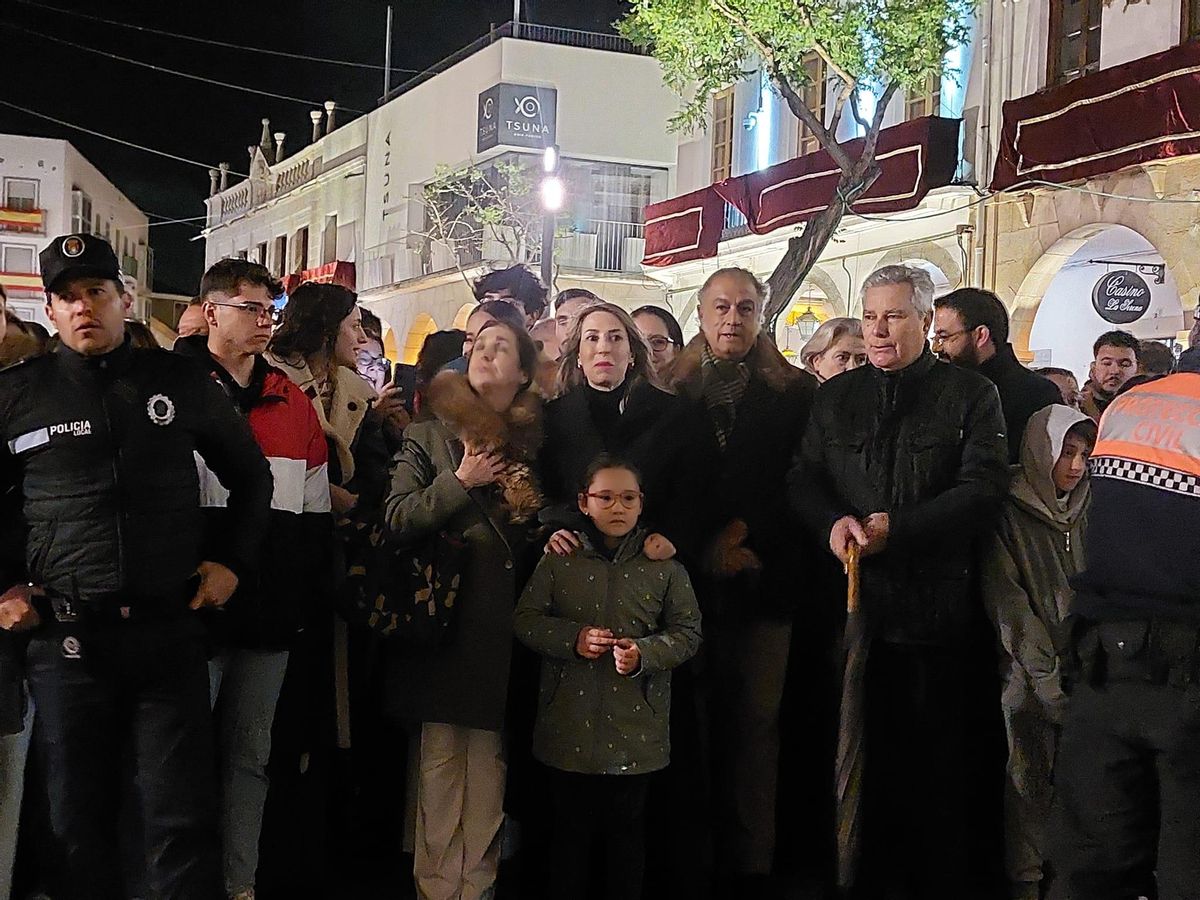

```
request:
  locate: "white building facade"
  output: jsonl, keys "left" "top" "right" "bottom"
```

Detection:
{"left": 203, "top": 23, "right": 684, "bottom": 363}
{"left": 0, "top": 135, "right": 151, "bottom": 326}
{"left": 358, "top": 24, "right": 682, "bottom": 361}
{"left": 202, "top": 107, "right": 367, "bottom": 304}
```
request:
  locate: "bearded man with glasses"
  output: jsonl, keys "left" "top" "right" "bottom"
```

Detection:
{"left": 176, "top": 257, "right": 332, "bottom": 900}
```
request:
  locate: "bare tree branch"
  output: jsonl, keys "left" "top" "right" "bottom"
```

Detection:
{"left": 826, "top": 79, "right": 855, "bottom": 143}
{"left": 858, "top": 81, "right": 901, "bottom": 173}
{"left": 848, "top": 89, "right": 871, "bottom": 134}
{"left": 709, "top": 0, "right": 854, "bottom": 174}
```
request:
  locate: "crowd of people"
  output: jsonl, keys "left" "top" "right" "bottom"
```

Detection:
{"left": 0, "top": 231, "right": 1197, "bottom": 900}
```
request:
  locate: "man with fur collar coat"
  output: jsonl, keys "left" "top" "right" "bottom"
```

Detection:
{"left": 663, "top": 267, "right": 816, "bottom": 892}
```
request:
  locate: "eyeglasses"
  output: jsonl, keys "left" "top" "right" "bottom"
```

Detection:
{"left": 930, "top": 328, "right": 969, "bottom": 348}
{"left": 207, "top": 300, "right": 282, "bottom": 325}
{"left": 646, "top": 336, "right": 679, "bottom": 352}
{"left": 584, "top": 490, "right": 644, "bottom": 509}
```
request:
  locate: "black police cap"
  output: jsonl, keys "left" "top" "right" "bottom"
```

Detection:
{"left": 40, "top": 234, "right": 123, "bottom": 294}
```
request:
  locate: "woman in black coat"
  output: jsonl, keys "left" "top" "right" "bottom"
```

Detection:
{"left": 540, "top": 301, "right": 688, "bottom": 537}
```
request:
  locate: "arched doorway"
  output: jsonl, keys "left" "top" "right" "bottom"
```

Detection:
{"left": 402, "top": 313, "right": 438, "bottom": 365}
{"left": 1020, "top": 225, "right": 1184, "bottom": 380}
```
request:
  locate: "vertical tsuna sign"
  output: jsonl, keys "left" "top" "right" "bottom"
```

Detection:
{"left": 477, "top": 83, "right": 557, "bottom": 153}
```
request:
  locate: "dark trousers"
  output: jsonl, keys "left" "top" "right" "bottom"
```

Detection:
{"left": 23, "top": 615, "right": 221, "bottom": 900}
{"left": 856, "top": 641, "right": 970, "bottom": 900}
{"left": 1049, "top": 679, "right": 1200, "bottom": 900}
{"left": 704, "top": 616, "right": 792, "bottom": 875}
{"left": 546, "top": 768, "right": 651, "bottom": 900}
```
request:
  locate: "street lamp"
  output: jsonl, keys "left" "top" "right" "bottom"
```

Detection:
{"left": 540, "top": 144, "right": 563, "bottom": 291}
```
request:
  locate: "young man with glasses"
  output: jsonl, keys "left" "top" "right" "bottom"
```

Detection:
{"left": 176, "top": 257, "right": 332, "bottom": 900}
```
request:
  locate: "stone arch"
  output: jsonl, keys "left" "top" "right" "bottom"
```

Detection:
{"left": 1016, "top": 223, "right": 1186, "bottom": 375}
{"left": 796, "top": 266, "right": 847, "bottom": 317}
{"left": 401, "top": 313, "right": 438, "bottom": 365}
{"left": 875, "top": 240, "right": 964, "bottom": 294}
{"left": 452, "top": 302, "right": 475, "bottom": 330}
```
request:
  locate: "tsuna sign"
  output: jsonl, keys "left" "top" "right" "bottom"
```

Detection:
{"left": 1092, "top": 270, "right": 1151, "bottom": 324}
{"left": 477, "top": 83, "right": 557, "bottom": 153}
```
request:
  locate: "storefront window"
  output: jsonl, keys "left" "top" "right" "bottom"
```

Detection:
{"left": 1049, "top": 0, "right": 1103, "bottom": 84}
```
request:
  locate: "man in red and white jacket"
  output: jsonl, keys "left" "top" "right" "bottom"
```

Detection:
{"left": 177, "top": 258, "right": 331, "bottom": 900}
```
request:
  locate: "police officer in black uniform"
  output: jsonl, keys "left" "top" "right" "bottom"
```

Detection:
{"left": 0, "top": 234, "right": 273, "bottom": 899}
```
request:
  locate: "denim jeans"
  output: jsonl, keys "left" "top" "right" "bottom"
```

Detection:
{"left": 0, "top": 699, "right": 33, "bottom": 900}
{"left": 209, "top": 648, "right": 289, "bottom": 896}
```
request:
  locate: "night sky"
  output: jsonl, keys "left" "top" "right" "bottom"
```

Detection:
{"left": 1, "top": 0, "right": 628, "bottom": 294}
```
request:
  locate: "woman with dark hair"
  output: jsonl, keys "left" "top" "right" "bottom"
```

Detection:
{"left": 385, "top": 319, "right": 545, "bottom": 900}
{"left": 267, "top": 283, "right": 410, "bottom": 511}
{"left": 632, "top": 305, "right": 684, "bottom": 374}
{"left": 262, "top": 283, "right": 399, "bottom": 893}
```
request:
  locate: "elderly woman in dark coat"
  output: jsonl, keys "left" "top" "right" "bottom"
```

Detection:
{"left": 385, "top": 319, "right": 544, "bottom": 900}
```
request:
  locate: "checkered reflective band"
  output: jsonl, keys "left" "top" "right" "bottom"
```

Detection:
{"left": 1091, "top": 456, "right": 1200, "bottom": 499}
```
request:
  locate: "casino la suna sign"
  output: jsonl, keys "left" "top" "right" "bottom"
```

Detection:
{"left": 1092, "top": 270, "right": 1151, "bottom": 324}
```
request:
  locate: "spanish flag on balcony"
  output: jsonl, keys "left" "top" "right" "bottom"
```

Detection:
{"left": 0, "top": 208, "right": 44, "bottom": 234}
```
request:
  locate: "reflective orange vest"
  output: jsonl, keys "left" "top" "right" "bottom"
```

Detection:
{"left": 1091, "top": 373, "right": 1200, "bottom": 488}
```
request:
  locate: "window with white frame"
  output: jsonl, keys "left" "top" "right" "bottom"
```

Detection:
{"left": 2, "top": 244, "right": 35, "bottom": 274}
{"left": 71, "top": 189, "right": 93, "bottom": 234}
{"left": 3, "top": 179, "right": 38, "bottom": 212}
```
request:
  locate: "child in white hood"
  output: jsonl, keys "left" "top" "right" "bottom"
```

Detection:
{"left": 982, "top": 403, "right": 1097, "bottom": 900}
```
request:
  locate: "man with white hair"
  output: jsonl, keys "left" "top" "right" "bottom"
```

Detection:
{"left": 790, "top": 264, "right": 1010, "bottom": 897}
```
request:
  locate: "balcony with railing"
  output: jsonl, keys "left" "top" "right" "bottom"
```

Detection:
{"left": 382, "top": 21, "right": 646, "bottom": 104}
{"left": 558, "top": 219, "right": 646, "bottom": 273}
{"left": 207, "top": 156, "right": 322, "bottom": 229}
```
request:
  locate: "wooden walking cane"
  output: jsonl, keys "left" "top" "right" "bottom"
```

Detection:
{"left": 836, "top": 542, "right": 867, "bottom": 890}
{"left": 846, "top": 543, "right": 861, "bottom": 615}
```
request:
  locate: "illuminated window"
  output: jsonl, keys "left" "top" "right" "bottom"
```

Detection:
{"left": 798, "top": 54, "right": 827, "bottom": 156}
{"left": 711, "top": 88, "right": 735, "bottom": 183}
{"left": 906, "top": 74, "right": 943, "bottom": 120}
{"left": 1049, "top": 0, "right": 1102, "bottom": 83}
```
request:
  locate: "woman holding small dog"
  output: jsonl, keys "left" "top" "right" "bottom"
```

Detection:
{"left": 385, "top": 319, "right": 546, "bottom": 900}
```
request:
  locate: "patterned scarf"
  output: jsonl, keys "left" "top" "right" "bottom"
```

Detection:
{"left": 700, "top": 341, "right": 752, "bottom": 450}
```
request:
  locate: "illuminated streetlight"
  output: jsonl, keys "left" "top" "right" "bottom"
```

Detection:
{"left": 540, "top": 175, "right": 565, "bottom": 212}
{"left": 540, "top": 144, "right": 562, "bottom": 289}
